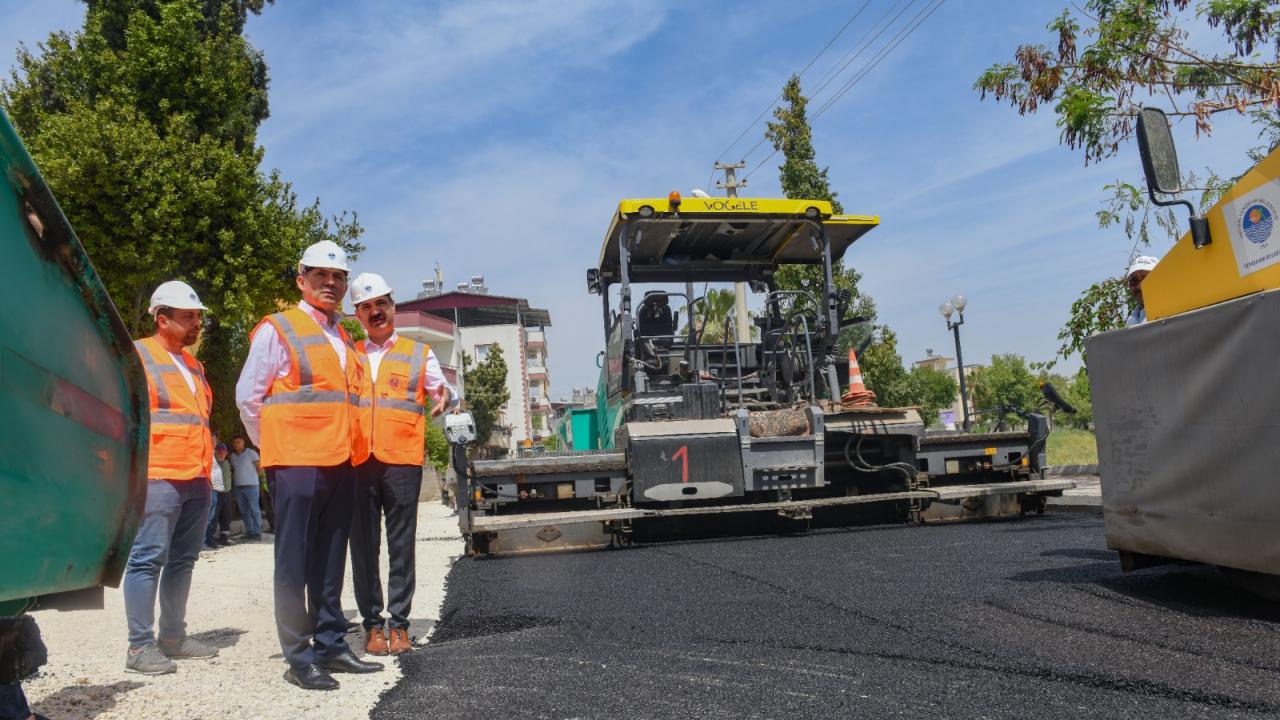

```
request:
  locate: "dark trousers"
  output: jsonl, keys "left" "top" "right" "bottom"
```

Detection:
{"left": 350, "top": 460, "right": 422, "bottom": 630}
{"left": 0, "top": 683, "right": 29, "bottom": 720}
{"left": 268, "top": 464, "right": 354, "bottom": 670}
{"left": 259, "top": 485, "right": 275, "bottom": 532}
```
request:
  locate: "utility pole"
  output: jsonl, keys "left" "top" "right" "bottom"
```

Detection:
{"left": 716, "top": 161, "right": 752, "bottom": 344}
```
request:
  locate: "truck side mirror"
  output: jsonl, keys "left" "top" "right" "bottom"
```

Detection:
{"left": 586, "top": 268, "right": 602, "bottom": 295}
{"left": 1136, "top": 107, "right": 1182, "bottom": 195}
{"left": 1136, "top": 107, "right": 1211, "bottom": 248}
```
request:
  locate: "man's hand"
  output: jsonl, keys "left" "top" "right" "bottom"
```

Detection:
{"left": 429, "top": 388, "right": 451, "bottom": 418}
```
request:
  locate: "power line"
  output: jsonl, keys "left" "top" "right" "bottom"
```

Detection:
{"left": 808, "top": 0, "right": 918, "bottom": 100}
{"left": 812, "top": 0, "right": 947, "bottom": 119}
{"left": 711, "top": 0, "right": 874, "bottom": 167}
{"left": 743, "top": 0, "right": 947, "bottom": 182}
{"left": 729, "top": 0, "right": 919, "bottom": 171}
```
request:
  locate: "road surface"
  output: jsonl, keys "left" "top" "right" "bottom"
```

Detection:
{"left": 376, "top": 513, "right": 1280, "bottom": 719}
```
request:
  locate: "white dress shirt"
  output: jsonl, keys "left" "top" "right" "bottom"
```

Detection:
{"left": 235, "top": 300, "right": 349, "bottom": 446}
{"left": 166, "top": 351, "right": 196, "bottom": 394}
{"left": 363, "top": 331, "right": 458, "bottom": 408}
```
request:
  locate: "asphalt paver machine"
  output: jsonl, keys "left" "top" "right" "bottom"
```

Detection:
{"left": 454, "top": 195, "right": 1072, "bottom": 555}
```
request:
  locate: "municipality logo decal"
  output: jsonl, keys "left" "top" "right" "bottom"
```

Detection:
{"left": 1240, "top": 200, "right": 1275, "bottom": 245}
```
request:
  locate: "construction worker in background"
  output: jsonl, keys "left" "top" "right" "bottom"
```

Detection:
{"left": 235, "top": 240, "right": 382, "bottom": 691}
{"left": 1126, "top": 256, "right": 1159, "bottom": 326}
{"left": 348, "top": 272, "right": 457, "bottom": 656}
{"left": 123, "top": 281, "right": 218, "bottom": 675}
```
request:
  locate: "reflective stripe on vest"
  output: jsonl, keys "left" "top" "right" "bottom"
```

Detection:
{"left": 135, "top": 337, "right": 213, "bottom": 480}
{"left": 255, "top": 307, "right": 369, "bottom": 468}
{"left": 358, "top": 337, "right": 429, "bottom": 466}
{"left": 135, "top": 343, "right": 209, "bottom": 428}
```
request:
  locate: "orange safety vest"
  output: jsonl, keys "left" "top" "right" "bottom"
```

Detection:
{"left": 252, "top": 307, "right": 369, "bottom": 468}
{"left": 356, "top": 336, "right": 431, "bottom": 466}
{"left": 135, "top": 336, "right": 213, "bottom": 480}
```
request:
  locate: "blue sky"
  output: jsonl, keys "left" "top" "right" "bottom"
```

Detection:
{"left": 2, "top": 0, "right": 1261, "bottom": 396}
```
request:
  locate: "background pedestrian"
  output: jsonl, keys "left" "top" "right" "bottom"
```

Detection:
{"left": 229, "top": 437, "right": 263, "bottom": 540}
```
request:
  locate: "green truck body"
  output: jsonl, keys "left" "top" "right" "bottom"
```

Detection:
{"left": 0, "top": 108, "right": 148, "bottom": 615}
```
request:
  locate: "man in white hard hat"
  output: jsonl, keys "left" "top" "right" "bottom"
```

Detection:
{"left": 347, "top": 272, "right": 456, "bottom": 656}
{"left": 124, "top": 281, "right": 219, "bottom": 675}
{"left": 235, "top": 240, "right": 381, "bottom": 690}
{"left": 1126, "top": 256, "right": 1159, "bottom": 326}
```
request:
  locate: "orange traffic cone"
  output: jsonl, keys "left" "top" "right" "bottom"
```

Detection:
{"left": 841, "top": 347, "right": 877, "bottom": 407}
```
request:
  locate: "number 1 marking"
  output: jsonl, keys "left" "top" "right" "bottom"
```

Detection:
{"left": 672, "top": 445, "right": 689, "bottom": 483}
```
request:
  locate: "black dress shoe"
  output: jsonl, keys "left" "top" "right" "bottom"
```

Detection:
{"left": 283, "top": 664, "right": 340, "bottom": 690}
{"left": 317, "top": 651, "right": 384, "bottom": 674}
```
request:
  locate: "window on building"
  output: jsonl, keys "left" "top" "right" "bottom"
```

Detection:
{"left": 474, "top": 344, "right": 495, "bottom": 363}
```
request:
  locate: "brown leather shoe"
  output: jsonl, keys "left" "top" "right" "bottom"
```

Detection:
{"left": 388, "top": 627, "right": 412, "bottom": 655}
{"left": 365, "top": 627, "right": 389, "bottom": 656}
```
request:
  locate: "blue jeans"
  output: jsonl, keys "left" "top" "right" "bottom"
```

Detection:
{"left": 0, "top": 683, "right": 29, "bottom": 720}
{"left": 234, "top": 484, "right": 262, "bottom": 535}
{"left": 123, "top": 478, "right": 211, "bottom": 648}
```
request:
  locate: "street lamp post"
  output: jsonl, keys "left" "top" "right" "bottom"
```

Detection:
{"left": 939, "top": 294, "right": 971, "bottom": 432}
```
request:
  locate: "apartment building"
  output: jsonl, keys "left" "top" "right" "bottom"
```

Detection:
{"left": 396, "top": 275, "right": 552, "bottom": 456}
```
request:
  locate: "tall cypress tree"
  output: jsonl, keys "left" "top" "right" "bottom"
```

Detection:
{"left": 763, "top": 75, "right": 952, "bottom": 413}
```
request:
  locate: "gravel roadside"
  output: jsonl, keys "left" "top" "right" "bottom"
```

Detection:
{"left": 24, "top": 502, "right": 462, "bottom": 720}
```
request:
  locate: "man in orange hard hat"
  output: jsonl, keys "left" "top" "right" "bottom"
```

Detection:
{"left": 124, "top": 281, "right": 218, "bottom": 676}
{"left": 347, "top": 272, "right": 456, "bottom": 657}
{"left": 235, "top": 241, "right": 382, "bottom": 690}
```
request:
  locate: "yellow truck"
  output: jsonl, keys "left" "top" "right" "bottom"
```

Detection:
{"left": 1087, "top": 107, "right": 1280, "bottom": 598}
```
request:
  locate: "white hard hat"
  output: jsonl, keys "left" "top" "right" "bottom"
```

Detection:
{"left": 349, "top": 272, "right": 394, "bottom": 306}
{"left": 298, "top": 240, "right": 351, "bottom": 273}
{"left": 148, "top": 280, "right": 209, "bottom": 315}
{"left": 1127, "top": 255, "right": 1159, "bottom": 277}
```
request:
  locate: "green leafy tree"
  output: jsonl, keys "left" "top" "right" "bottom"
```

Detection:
{"left": 859, "top": 327, "right": 913, "bottom": 406}
{"left": 974, "top": 1, "right": 1279, "bottom": 164}
{"left": 1052, "top": 277, "right": 1132, "bottom": 361}
{"left": 969, "top": 354, "right": 1042, "bottom": 428}
{"left": 766, "top": 75, "right": 844, "bottom": 213}
{"left": 1060, "top": 366, "right": 1095, "bottom": 430}
{"left": 424, "top": 421, "right": 449, "bottom": 473}
{"left": 463, "top": 346, "right": 511, "bottom": 453}
{"left": 542, "top": 434, "right": 560, "bottom": 451}
{"left": 857, "top": 329, "right": 958, "bottom": 427}
{"left": 974, "top": 0, "right": 1280, "bottom": 365}
{"left": 2, "top": 0, "right": 363, "bottom": 438}
{"left": 907, "top": 364, "right": 960, "bottom": 428}
{"left": 341, "top": 318, "right": 367, "bottom": 343}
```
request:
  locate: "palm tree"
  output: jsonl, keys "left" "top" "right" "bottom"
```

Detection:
{"left": 686, "top": 288, "right": 747, "bottom": 343}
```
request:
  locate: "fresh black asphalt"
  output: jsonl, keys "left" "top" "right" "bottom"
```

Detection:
{"left": 375, "top": 513, "right": 1280, "bottom": 719}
